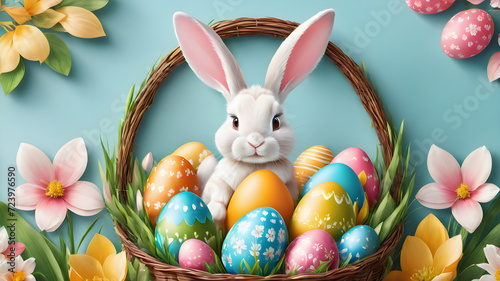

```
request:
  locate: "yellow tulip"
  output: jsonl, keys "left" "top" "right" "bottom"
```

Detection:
{"left": 383, "top": 214, "right": 463, "bottom": 281}
{"left": 57, "top": 6, "right": 105, "bottom": 38}
{"left": 0, "top": 25, "right": 49, "bottom": 73}
{"left": 3, "top": 6, "right": 31, "bottom": 25}
{"left": 69, "top": 234, "right": 127, "bottom": 281}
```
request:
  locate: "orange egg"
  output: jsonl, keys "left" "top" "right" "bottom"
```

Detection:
{"left": 172, "top": 142, "right": 213, "bottom": 171}
{"left": 294, "top": 145, "right": 334, "bottom": 193}
{"left": 143, "top": 155, "right": 200, "bottom": 226}
{"left": 225, "top": 170, "right": 294, "bottom": 232}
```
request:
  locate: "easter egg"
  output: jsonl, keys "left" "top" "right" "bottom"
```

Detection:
{"left": 291, "top": 182, "right": 355, "bottom": 241}
{"left": 294, "top": 145, "right": 334, "bottom": 194}
{"left": 155, "top": 192, "right": 216, "bottom": 262}
{"left": 406, "top": 0, "right": 454, "bottom": 14}
{"left": 441, "top": 9, "right": 493, "bottom": 59}
{"left": 331, "top": 147, "right": 379, "bottom": 208}
{"left": 179, "top": 239, "right": 216, "bottom": 272}
{"left": 222, "top": 207, "right": 288, "bottom": 276}
{"left": 302, "top": 163, "right": 365, "bottom": 210}
{"left": 285, "top": 229, "right": 339, "bottom": 275}
{"left": 173, "top": 142, "right": 213, "bottom": 171}
{"left": 226, "top": 170, "right": 294, "bottom": 232}
{"left": 144, "top": 155, "right": 200, "bottom": 225}
{"left": 337, "top": 225, "right": 379, "bottom": 264}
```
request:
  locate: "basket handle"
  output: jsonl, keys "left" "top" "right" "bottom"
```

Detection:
{"left": 116, "top": 17, "right": 395, "bottom": 202}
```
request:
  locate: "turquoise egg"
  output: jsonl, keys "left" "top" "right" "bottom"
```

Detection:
{"left": 337, "top": 225, "right": 379, "bottom": 264}
{"left": 222, "top": 207, "right": 288, "bottom": 276}
{"left": 155, "top": 192, "right": 216, "bottom": 262}
{"left": 301, "top": 163, "right": 365, "bottom": 209}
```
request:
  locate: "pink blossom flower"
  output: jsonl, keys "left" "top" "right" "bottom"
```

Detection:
{"left": 0, "top": 256, "right": 36, "bottom": 280}
{"left": 468, "top": 0, "right": 500, "bottom": 6}
{"left": 416, "top": 145, "right": 500, "bottom": 233}
{"left": 0, "top": 227, "right": 25, "bottom": 265}
{"left": 473, "top": 244, "right": 500, "bottom": 281}
{"left": 15, "top": 138, "right": 105, "bottom": 232}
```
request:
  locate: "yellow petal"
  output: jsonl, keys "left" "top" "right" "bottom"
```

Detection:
{"left": 358, "top": 171, "right": 367, "bottom": 187}
{"left": 32, "top": 9, "right": 66, "bottom": 28}
{"left": 401, "top": 236, "right": 434, "bottom": 276}
{"left": 23, "top": 0, "right": 38, "bottom": 10}
{"left": 415, "top": 214, "right": 449, "bottom": 257}
{"left": 69, "top": 254, "right": 105, "bottom": 280}
{"left": 444, "top": 254, "right": 462, "bottom": 279}
{"left": 13, "top": 25, "right": 49, "bottom": 62}
{"left": 69, "top": 268, "right": 84, "bottom": 281}
{"left": 433, "top": 235, "right": 463, "bottom": 274}
{"left": 432, "top": 272, "right": 453, "bottom": 281}
{"left": 4, "top": 6, "right": 32, "bottom": 25}
{"left": 356, "top": 193, "right": 370, "bottom": 225}
{"left": 103, "top": 251, "right": 128, "bottom": 281}
{"left": 0, "top": 31, "right": 20, "bottom": 74}
{"left": 86, "top": 234, "right": 116, "bottom": 266}
{"left": 383, "top": 270, "right": 411, "bottom": 281}
{"left": 26, "top": 0, "right": 62, "bottom": 15}
{"left": 57, "top": 6, "right": 105, "bottom": 38}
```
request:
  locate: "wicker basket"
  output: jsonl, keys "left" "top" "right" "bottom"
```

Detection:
{"left": 114, "top": 16, "right": 404, "bottom": 281}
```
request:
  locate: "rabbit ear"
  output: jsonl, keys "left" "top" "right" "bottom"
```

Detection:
{"left": 174, "top": 12, "right": 247, "bottom": 101}
{"left": 264, "top": 9, "right": 335, "bottom": 103}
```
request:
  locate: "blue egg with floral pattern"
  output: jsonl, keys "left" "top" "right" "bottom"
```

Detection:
{"left": 155, "top": 192, "right": 217, "bottom": 262}
{"left": 222, "top": 207, "right": 288, "bottom": 276}
{"left": 337, "top": 225, "right": 379, "bottom": 264}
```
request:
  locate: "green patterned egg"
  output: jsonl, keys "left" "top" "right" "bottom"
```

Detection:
{"left": 155, "top": 192, "right": 216, "bottom": 262}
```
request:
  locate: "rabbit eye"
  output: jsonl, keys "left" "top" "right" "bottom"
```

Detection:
{"left": 232, "top": 117, "right": 239, "bottom": 130}
{"left": 272, "top": 116, "right": 280, "bottom": 131}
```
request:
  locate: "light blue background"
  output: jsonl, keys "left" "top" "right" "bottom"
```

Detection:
{"left": 1, "top": 0, "right": 499, "bottom": 256}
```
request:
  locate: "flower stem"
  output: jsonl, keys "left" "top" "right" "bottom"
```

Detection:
{"left": 67, "top": 211, "right": 75, "bottom": 254}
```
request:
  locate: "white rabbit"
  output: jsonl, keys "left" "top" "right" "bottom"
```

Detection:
{"left": 173, "top": 9, "right": 335, "bottom": 226}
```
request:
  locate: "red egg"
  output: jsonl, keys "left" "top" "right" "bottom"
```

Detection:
{"left": 441, "top": 9, "right": 493, "bottom": 59}
{"left": 406, "top": 0, "right": 454, "bottom": 14}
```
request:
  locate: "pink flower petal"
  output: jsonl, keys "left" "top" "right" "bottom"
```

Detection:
{"left": 2, "top": 242, "right": 26, "bottom": 257}
{"left": 53, "top": 138, "right": 88, "bottom": 187}
{"left": 452, "top": 198, "right": 482, "bottom": 233}
{"left": 484, "top": 244, "right": 500, "bottom": 269}
{"left": 15, "top": 183, "right": 46, "bottom": 211}
{"left": 468, "top": 0, "right": 485, "bottom": 3}
{"left": 487, "top": 52, "right": 500, "bottom": 82}
{"left": 35, "top": 197, "right": 67, "bottom": 232}
{"left": 427, "top": 145, "right": 462, "bottom": 190}
{"left": 471, "top": 183, "right": 500, "bottom": 203}
{"left": 491, "top": 0, "right": 500, "bottom": 9}
{"left": 462, "top": 146, "right": 492, "bottom": 191}
{"left": 64, "top": 181, "right": 104, "bottom": 216}
{"left": 416, "top": 183, "right": 457, "bottom": 209}
{"left": 17, "top": 143, "right": 55, "bottom": 187}
{"left": 477, "top": 263, "right": 497, "bottom": 275}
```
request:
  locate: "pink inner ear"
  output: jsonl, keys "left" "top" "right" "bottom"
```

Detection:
{"left": 177, "top": 16, "right": 229, "bottom": 93}
{"left": 280, "top": 15, "right": 332, "bottom": 92}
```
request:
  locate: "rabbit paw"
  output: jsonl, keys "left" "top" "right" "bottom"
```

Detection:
{"left": 207, "top": 201, "right": 227, "bottom": 228}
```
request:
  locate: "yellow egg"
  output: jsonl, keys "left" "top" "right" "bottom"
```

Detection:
{"left": 293, "top": 145, "right": 334, "bottom": 194}
{"left": 143, "top": 155, "right": 200, "bottom": 226}
{"left": 172, "top": 142, "right": 213, "bottom": 171}
{"left": 290, "top": 182, "right": 355, "bottom": 241}
{"left": 225, "top": 170, "right": 294, "bottom": 232}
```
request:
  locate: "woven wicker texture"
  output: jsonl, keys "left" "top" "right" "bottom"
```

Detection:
{"left": 115, "top": 16, "right": 403, "bottom": 281}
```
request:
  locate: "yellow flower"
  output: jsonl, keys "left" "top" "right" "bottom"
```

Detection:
{"left": 0, "top": 25, "right": 49, "bottom": 73}
{"left": 69, "top": 234, "right": 127, "bottom": 281}
{"left": 383, "top": 214, "right": 463, "bottom": 281}
{"left": 4, "top": 0, "right": 63, "bottom": 25}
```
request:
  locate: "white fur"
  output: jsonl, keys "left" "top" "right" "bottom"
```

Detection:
{"left": 173, "top": 10, "right": 335, "bottom": 226}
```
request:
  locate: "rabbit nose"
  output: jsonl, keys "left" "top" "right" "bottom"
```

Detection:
{"left": 247, "top": 133, "right": 265, "bottom": 148}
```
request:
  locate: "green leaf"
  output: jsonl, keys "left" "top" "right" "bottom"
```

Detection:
{"left": 32, "top": 272, "right": 49, "bottom": 281}
{"left": 67, "top": 212, "right": 75, "bottom": 254}
{"left": 40, "top": 233, "right": 70, "bottom": 281}
{"left": 51, "top": 23, "right": 66, "bottom": 32}
{"left": 44, "top": 33, "right": 71, "bottom": 76}
{"left": 369, "top": 192, "right": 396, "bottom": 228}
{"left": 56, "top": 0, "right": 109, "bottom": 11}
{"left": 0, "top": 59, "right": 25, "bottom": 95}
{"left": 380, "top": 121, "right": 404, "bottom": 199}
{"left": 0, "top": 202, "right": 65, "bottom": 280}
{"left": 76, "top": 216, "right": 99, "bottom": 253}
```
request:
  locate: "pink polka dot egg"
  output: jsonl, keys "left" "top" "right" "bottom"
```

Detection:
{"left": 178, "top": 239, "right": 216, "bottom": 272}
{"left": 406, "top": 0, "right": 454, "bottom": 14}
{"left": 284, "top": 229, "right": 339, "bottom": 275}
{"left": 441, "top": 9, "right": 493, "bottom": 59}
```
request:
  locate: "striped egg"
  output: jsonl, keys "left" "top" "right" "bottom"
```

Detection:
{"left": 293, "top": 145, "right": 334, "bottom": 194}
